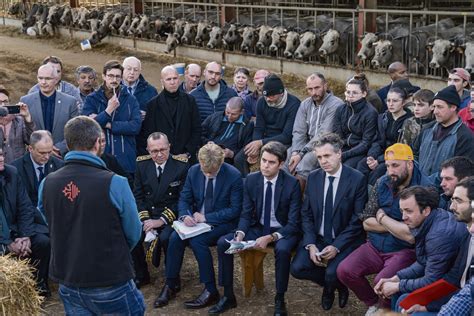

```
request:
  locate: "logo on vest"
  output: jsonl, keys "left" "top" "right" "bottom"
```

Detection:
{"left": 63, "top": 181, "right": 80, "bottom": 202}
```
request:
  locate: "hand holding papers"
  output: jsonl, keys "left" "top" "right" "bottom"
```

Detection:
{"left": 225, "top": 239, "right": 257, "bottom": 254}
{"left": 172, "top": 220, "right": 212, "bottom": 240}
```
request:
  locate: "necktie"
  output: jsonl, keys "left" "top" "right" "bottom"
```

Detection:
{"left": 37, "top": 166, "right": 45, "bottom": 183}
{"left": 324, "top": 176, "right": 335, "bottom": 244}
{"left": 128, "top": 86, "right": 133, "bottom": 95}
{"left": 263, "top": 181, "right": 272, "bottom": 236}
{"left": 157, "top": 166, "right": 163, "bottom": 181}
{"left": 204, "top": 178, "right": 214, "bottom": 214}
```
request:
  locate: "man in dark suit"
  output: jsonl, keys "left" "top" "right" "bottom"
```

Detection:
{"left": 0, "top": 148, "right": 50, "bottom": 296}
{"left": 138, "top": 66, "right": 201, "bottom": 163}
{"left": 154, "top": 143, "right": 243, "bottom": 309}
{"left": 290, "top": 132, "right": 367, "bottom": 311}
{"left": 21, "top": 64, "right": 79, "bottom": 156}
{"left": 212, "top": 141, "right": 302, "bottom": 315}
{"left": 12, "top": 130, "right": 64, "bottom": 209}
{"left": 132, "top": 132, "right": 189, "bottom": 288}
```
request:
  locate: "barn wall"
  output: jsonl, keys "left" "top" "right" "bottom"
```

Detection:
{"left": 1, "top": 17, "right": 446, "bottom": 91}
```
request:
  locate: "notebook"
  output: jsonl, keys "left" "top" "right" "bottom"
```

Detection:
{"left": 399, "top": 279, "right": 459, "bottom": 310}
{"left": 172, "top": 221, "right": 212, "bottom": 240}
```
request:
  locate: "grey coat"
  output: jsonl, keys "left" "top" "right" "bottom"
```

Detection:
{"left": 0, "top": 117, "right": 35, "bottom": 164}
{"left": 20, "top": 91, "right": 78, "bottom": 154}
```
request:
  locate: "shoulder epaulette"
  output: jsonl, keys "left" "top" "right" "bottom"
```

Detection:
{"left": 136, "top": 155, "right": 151, "bottom": 162}
{"left": 172, "top": 155, "right": 188, "bottom": 163}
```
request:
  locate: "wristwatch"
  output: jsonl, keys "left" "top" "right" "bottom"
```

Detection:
{"left": 271, "top": 232, "right": 278, "bottom": 242}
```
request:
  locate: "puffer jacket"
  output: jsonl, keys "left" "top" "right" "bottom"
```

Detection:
{"left": 132, "top": 75, "right": 158, "bottom": 111}
{"left": 334, "top": 98, "right": 378, "bottom": 161}
{"left": 190, "top": 81, "right": 238, "bottom": 122}
{"left": 397, "top": 209, "right": 470, "bottom": 293}
{"left": 82, "top": 85, "right": 141, "bottom": 173}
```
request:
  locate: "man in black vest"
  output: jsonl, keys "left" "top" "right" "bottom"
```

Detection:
{"left": 38, "top": 116, "right": 145, "bottom": 315}
{"left": 132, "top": 132, "right": 189, "bottom": 288}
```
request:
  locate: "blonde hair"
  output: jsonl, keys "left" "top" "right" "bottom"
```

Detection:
{"left": 198, "top": 143, "right": 225, "bottom": 170}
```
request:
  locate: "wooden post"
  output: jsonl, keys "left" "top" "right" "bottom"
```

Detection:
{"left": 69, "top": 0, "right": 79, "bottom": 8}
{"left": 134, "top": 0, "right": 143, "bottom": 14}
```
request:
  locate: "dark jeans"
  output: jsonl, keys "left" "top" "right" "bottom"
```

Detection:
{"left": 58, "top": 279, "right": 146, "bottom": 316}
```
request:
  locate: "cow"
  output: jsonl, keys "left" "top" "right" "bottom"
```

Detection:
{"left": 240, "top": 26, "right": 258, "bottom": 52}
{"left": 173, "top": 18, "right": 186, "bottom": 39}
{"left": 207, "top": 26, "right": 224, "bottom": 49}
{"left": 127, "top": 15, "right": 142, "bottom": 36}
{"left": 195, "top": 21, "right": 212, "bottom": 46}
{"left": 60, "top": 6, "right": 73, "bottom": 27}
{"left": 8, "top": 2, "right": 27, "bottom": 18}
{"left": 118, "top": 14, "right": 132, "bottom": 36}
{"left": 109, "top": 12, "right": 125, "bottom": 34}
{"left": 283, "top": 31, "right": 300, "bottom": 58}
{"left": 357, "top": 32, "right": 378, "bottom": 62}
{"left": 181, "top": 22, "right": 197, "bottom": 44}
{"left": 136, "top": 15, "right": 152, "bottom": 38}
{"left": 318, "top": 20, "right": 353, "bottom": 64}
{"left": 88, "top": 18, "right": 104, "bottom": 45}
{"left": 294, "top": 31, "right": 320, "bottom": 59}
{"left": 256, "top": 25, "right": 273, "bottom": 51}
{"left": 457, "top": 41, "right": 474, "bottom": 73}
{"left": 269, "top": 26, "right": 286, "bottom": 53}
{"left": 76, "top": 7, "right": 90, "bottom": 30}
{"left": 164, "top": 33, "right": 180, "bottom": 53}
{"left": 426, "top": 39, "right": 455, "bottom": 69}
{"left": 223, "top": 24, "right": 242, "bottom": 50}
{"left": 153, "top": 16, "right": 173, "bottom": 40}
{"left": 22, "top": 3, "right": 41, "bottom": 33}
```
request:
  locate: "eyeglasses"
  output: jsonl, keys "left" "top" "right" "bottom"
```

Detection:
{"left": 451, "top": 197, "right": 470, "bottom": 205}
{"left": 345, "top": 90, "right": 362, "bottom": 96}
{"left": 106, "top": 74, "right": 122, "bottom": 80}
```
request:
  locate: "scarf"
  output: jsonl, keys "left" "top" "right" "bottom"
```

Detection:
{"left": 267, "top": 90, "right": 288, "bottom": 109}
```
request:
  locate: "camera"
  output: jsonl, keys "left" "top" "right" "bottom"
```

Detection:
{"left": 6, "top": 104, "right": 20, "bottom": 114}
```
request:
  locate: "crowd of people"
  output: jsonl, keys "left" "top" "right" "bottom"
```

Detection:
{"left": 0, "top": 54, "right": 473, "bottom": 316}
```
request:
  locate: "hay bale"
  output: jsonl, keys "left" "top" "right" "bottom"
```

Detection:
{"left": 0, "top": 255, "right": 43, "bottom": 316}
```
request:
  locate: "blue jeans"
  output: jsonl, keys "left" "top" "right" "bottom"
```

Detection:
{"left": 394, "top": 293, "right": 437, "bottom": 316}
{"left": 58, "top": 279, "right": 146, "bottom": 315}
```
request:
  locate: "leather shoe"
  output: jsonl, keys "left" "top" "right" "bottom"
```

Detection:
{"left": 153, "top": 284, "right": 177, "bottom": 308}
{"left": 338, "top": 286, "right": 349, "bottom": 308}
{"left": 321, "top": 286, "right": 335, "bottom": 311}
{"left": 184, "top": 288, "right": 220, "bottom": 309}
{"left": 208, "top": 296, "right": 237, "bottom": 314}
{"left": 134, "top": 277, "right": 151, "bottom": 289}
{"left": 274, "top": 297, "right": 288, "bottom": 316}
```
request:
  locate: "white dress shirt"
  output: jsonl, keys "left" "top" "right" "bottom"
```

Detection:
{"left": 154, "top": 161, "right": 167, "bottom": 178}
{"left": 318, "top": 164, "right": 342, "bottom": 238}
{"left": 30, "top": 154, "right": 45, "bottom": 182}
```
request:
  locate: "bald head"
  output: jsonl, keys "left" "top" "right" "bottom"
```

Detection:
{"left": 161, "top": 65, "right": 179, "bottom": 93}
{"left": 225, "top": 97, "right": 244, "bottom": 122}
{"left": 37, "top": 64, "right": 58, "bottom": 96}
{"left": 254, "top": 69, "right": 270, "bottom": 94}
{"left": 204, "top": 62, "right": 222, "bottom": 88}
{"left": 184, "top": 63, "right": 202, "bottom": 92}
{"left": 388, "top": 62, "right": 408, "bottom": 81}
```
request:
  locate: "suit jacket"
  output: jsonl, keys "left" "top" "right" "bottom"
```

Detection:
{"left": 11, "top": 153, "right": 64, "bottom": 207}
{"left": 178, "top": 163, "right": 243, "bottom": 226}
{"left": 302, "top": 165, "right": 367, "bottom": 252}
{"left": 0, "top": 165, "right": 36, "bottom": 245}
{"left": 238, "top": 170, "right": 302, "bottom": 237}
{"left": 134, "top": 155, "right": 189, "bottom": 222}
{"left": 138, "top": 91, "right": 202, "bottom": 161}
{"left": 20, "top": 91, "right": 79, "bottom": 154}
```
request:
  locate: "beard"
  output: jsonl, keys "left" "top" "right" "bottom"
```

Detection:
{"left": 390, "top": 169, "right": 409, "bottom": 192}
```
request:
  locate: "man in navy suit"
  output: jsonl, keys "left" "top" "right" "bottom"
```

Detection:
{"left": 211, "top": 141, "right": 302, "bottom": 315}
{"left": 154, "top": 143, "right": 243, "bottom": 309}
{"left": 290, "top": 133, "right": 367, "bottom": 311}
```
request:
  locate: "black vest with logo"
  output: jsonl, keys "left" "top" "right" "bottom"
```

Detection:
{"left": 43, "top": 159, "right": 134, "bottom": 287}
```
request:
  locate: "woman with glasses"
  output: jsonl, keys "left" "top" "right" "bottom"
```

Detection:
{"left": 357, "top": 87, "right": 413, "bottom": 185}
{"left": 333, "top": 79, "right": 378, "bottom": 168}
{"left": 231, "top": 67, "right": 252, "bottom": 98}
